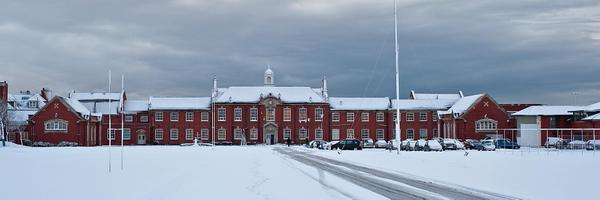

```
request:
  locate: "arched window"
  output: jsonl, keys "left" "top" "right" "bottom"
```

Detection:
{"left": 44, "top": 119, "right": 68, "bottom": 132}
{"left": 476, "top": 119, "right": 497, "bottom": 132}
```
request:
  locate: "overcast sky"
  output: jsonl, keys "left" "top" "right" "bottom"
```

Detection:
{"left": 1, "top": 0, "right": 599, "bottom": 105}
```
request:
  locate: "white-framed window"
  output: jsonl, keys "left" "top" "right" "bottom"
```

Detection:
{"left": 433, "top": 129, "right": 438, "bottom": 137}
{"left": 299, "top": 108, "right": 307, "bottom": 121}
{"left": 419, "top": 129, "right": 427, "bottom": 139}
{"left": 250, "top": 128, "right": 258, "bottom": 140}
{"left": 201, "top": 129, "right": 209, "bottom": 140}
{"left": 155, "top": 129, "right": 163, "bottom": 140}
{"left": 315, "top": 128, "right": 323, "bottom": 140}
{"left": 283, "top": 128, "right": 292, "bottom": 139}
{"left": 140, "top": 115, "right": 148, "bottom": 123}
{"left": 218, "top": 128, "right": 226, "bottom": 140}
{"left": 123, "top": 128, "right": 131, "bottom": 140}
{"left": 266, "top": 107, "right": 275, "bottom": 121}
{"left": 393, "top": 112, "right": 400, "bottom": 122}
{"left": 186, "top": 112, "right": 194, "bottom": 122}
{"left": 476, "top": 119, "right": 498, "bottom": 131}
{"left": 234, "top": 108, "right": 242, "bottom": 121}
{"left": 419, "top": 112, "right": 427, "bottom": 121}
{"left": 407, "top": 113, "right": 414, "bottom": 122}
{"left": 361, "top": 112, "right": 369, "bottom": 122}
{"left": 27, "top": 101, "right": 38, "bottom": 108}
{"left": 347, "top": 112, "right": 355, "bottom": 122}
{"left": 250, "top": 108, "right": 258, "bottom": 121}
{"left": 155, "top": 112, "right": 163, "bottom": 122}
{"left": 107, "top": 129, "right": 116, "bottom": 140}
{"left": 186, "top": 129, "right": 194, "bottom": 140}
{"left": 234, "top": 128, "right": 243, "bottom": 140}
{"left": 315, "top": 108, "right": 323, "bottom": 121}
{"left": 125, "top": 115, "right": 133, "bottom": 122}
{"left": 299, "top": 128, "right": 308, "bottom": 140}
{"left": 201, "top": 112, "right": 209, "bottom": 122}
{"left": 331, "top": 129, "right": 340, "bottom": 140}
{"left": 170, "top": 112, "right": 179, "bottom": 122}
{"left": 376, "top": 112, "right": 384, "bottom": 122}
{"left": 376, "top": 129, "right": 384, "bottom": 140}
{"left": 170, "top": 129, "right": 179, "bottom": 140}
{"left": 361, "top": 129, "right": 369, "bottom": 139}
{"left": 283, "top": 108, "right": 291, "bottom": 122}
{"left": 44, "top": 119, "right": 68, "bottom": 132}
{"left": 347, "top": 129, "right": 355, "bottom": 139}
{"left": 218, "top": 108, "right": 226, "bottom": 121}
{"left": 433, "top": 114, "right": 437, "bottom": 122}
{"left": 332, "top": 112, "right": 340, "bottom": 122}
{"left": 406, "top": 129, "right": 414, "bottom": 139}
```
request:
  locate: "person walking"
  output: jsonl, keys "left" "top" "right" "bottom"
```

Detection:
{"left": 286, "top": 137, "right": 291, "bottom": 147}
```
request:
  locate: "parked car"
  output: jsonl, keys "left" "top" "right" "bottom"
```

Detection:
{"left": 494, "top": 139, "right": 520, "bottom": 149}
{"left": 374, "top": 140, "right": 388, "bottom": 148}
{"left": 424, "top": 140, "right": 443, "bottom": 151}
{"left": 361, "top": 138, "right": 375, "bottom": 148}
{"left": 442, "top": 139, "right": 458, "bottom": 150}
{"left": 414, "top": 139, "right": 427, "bottom": 151}
{"left": 555, "top": 139, "right": 572, "bottom": 149}
{"left": 464, "top": 139, "right": 483, "bottom": 150}
{"left": 386, "top": 139, "right": 400, "bottom": 150}
{"left": 544, "top": 137, "right": 561, "bottom": 148}
{"left": 400, "top": 139, "right": 412, "bottom": 150}
{"left": 309, "top": 140, "right": 326, "bottom": 149}
{"left": 567, "top": 140, "right": 586, "bottom": 149}
{"left": 330, "top": 139, "right": 362, "bottom": 150}
{"left": 586, "top": 140, "right": 600, "bottom": 151}
{"left": 324, "top": 141, "right": 339, "bottom": 150}
{"left": 479, "top": 140, "right": 496, "bottom": 151}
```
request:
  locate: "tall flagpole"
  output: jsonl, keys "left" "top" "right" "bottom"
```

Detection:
{"left": 108, "top": 70, "right": 112, "bottom": 172}
{"left": 394, "top": 0, "right": 402, "bottom": 154}
{"left": 121, "top": 74, "right": 124, "bottom": 170}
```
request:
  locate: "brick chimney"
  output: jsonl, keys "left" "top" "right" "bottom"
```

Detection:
{"left": 0, "top": 81, "right": 7, "bottom": 104}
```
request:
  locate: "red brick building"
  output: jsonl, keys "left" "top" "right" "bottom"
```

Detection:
{"left": 329, "top": 97, "right": 390, "bottom": 141}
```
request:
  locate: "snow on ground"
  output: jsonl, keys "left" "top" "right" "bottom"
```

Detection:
{"left": 306, "top": 147, "right": 600, "bottom": 200}
{"left": 0, "top": 143, "right": 385, "bottom": 200}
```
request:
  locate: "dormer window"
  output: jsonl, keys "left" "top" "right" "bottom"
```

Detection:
{"left": 27, "top": 101, "right": 38, "bottom": 108}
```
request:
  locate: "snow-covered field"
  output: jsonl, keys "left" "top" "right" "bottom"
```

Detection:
{"left": 1, "top": 142, "right": 598, "bottom": 200}
{"left": 307, "top": 147, "right": 600, "bottom": 200}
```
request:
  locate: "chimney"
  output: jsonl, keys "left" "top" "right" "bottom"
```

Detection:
{"left": 0, "top": 81, "right": 7, "bottom": 104}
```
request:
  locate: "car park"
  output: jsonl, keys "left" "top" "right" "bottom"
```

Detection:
{"left": 414, "top": 139, "right": 427, "bottom": 151}
{"left": 494, "top": 138, "right": 520, "bottom": 149}
{"left": 330, "top": 139, "right": 362, "bottom": 150}
{"left": 464, "top": 139, "right": 483, "bottom": 150}
{"left": 424, "top": 140, "right": 443, "bottom": 151}
{"left": 442, "top": 139, "right": 458, "bottom": 150}
{"left": 374, "top": 140, "right": 388, "bottom": 148}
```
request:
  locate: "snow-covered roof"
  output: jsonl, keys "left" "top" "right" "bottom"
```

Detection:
{"left": 329, "top": 97, "right": 390, "bottom": 110}
{"left": 149, "top": 97, "right": 211, "bottom": 110}
{"left": 7, "top": 93, "right": 46, "bottom": 111}
{"left": 583, "top": 113, "right": 600, "bottom": 121}
{"left": 125, "top": 100, "right": 149, "bottom": 113}
{"left": 573, "top": 102, "right": 600, "bottom": 112}
{"left": 438, "top": 94, "right": 484, "bottom": 116}
{"left": 62, "top": 97, "right": 101, "bottom": 117}
{"left": 81, "top": 102, "right": 119, "bottom": 115}
{"left": 391, "top": 99, "right": 456, "bottom": 110}
{"left": 69, "top": 92, "right": 120, "bottom": 101}
{"left": 410, "top": 90, "right": 463, "bottom": 101}
{"left": 8, "top": 110, "right": 37, "bottom": 125}
{"left": 512, "top": 106, "right": 585, "bottom": 116}
{"left": 215, "top": 86, "right": 326, "bottom": 103}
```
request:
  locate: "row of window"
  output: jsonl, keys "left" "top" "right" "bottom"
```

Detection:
{"left": 331, "top": 112, "right": 385, "bottom": 122}
{"left": 109, "top": 128, "right": 209, "bottom": 141}
{"left": 393, "top": 112, "right": 437, "bottom": 122}
{"left": 154, "top": 112, "right": 209, "bottom": 122}
{"left": 218, "top": 107, "right": 325, "bottom": 122}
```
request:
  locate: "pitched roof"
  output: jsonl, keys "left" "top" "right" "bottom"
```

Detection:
{"left": 391, "top": 99, "right": 456, "bottom": 110}
{"left": 62, "top": 97, "right": 102, "bottom": 117}
{"left": 583, "top": 113, "right": 600, "bottom": 121}
{"left": 410, "top": 90, "right": 463, "bottom": 101}
{"left": 573, "top": 102, "right": 600, "bottom": 112}
{"left": 7, "top": 93, "right": 46, "bottom": 111}
{"left": 329, "top": 97, "right": 390, "bottom": 110}
{"left": 124, "top": 100, "right": 149, "bottom": 113}
{"left": 81, "top": 102, "right": 119, "bottom": 115}
{"left": 438, "top": 94, "right": 484, "bottom": 116}
{"left": 214, "top": 86, "right": 326, "bottom": 103}
{"left": 512, "top": 106, "right": 585, "bottom": 116}
{"left": 69, "top": 92, "right": 121, "bottom": 101}
{"left": 149, "top": 97, "right": 211, "bottom": 110}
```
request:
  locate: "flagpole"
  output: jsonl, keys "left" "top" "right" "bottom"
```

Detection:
{"left": 121, "top": 74, "right": 124, "bottom": 170}
{"left": 394, "top": 0, "right": 402, "bottom": 154}
{"left": 108, "top": 70, "right": 112, "bottom": 172}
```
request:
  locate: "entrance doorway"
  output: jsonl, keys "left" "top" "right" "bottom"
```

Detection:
{"left": 137, "top": 130, "right": 147, "bottom": 145}
{"left": 263, "top": 124, "right": 278, "bottom": 145}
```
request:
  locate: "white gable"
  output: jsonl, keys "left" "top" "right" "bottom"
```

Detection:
{"left": 215, "top": 86, "right": 325, "bottom": 103}
{"left": 329, "top": 97, "right": 390, "bottom": 110}
{"left": 438, "top": 94, "right": 484, "bottom": 116}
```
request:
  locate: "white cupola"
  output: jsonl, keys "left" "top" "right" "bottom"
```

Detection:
{"left": 264, "top": 65, "right": 274, "bottom": 87}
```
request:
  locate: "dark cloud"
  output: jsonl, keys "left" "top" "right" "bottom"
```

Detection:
{"left": 0, "top": 0, "right": 599, "bottom": 105}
